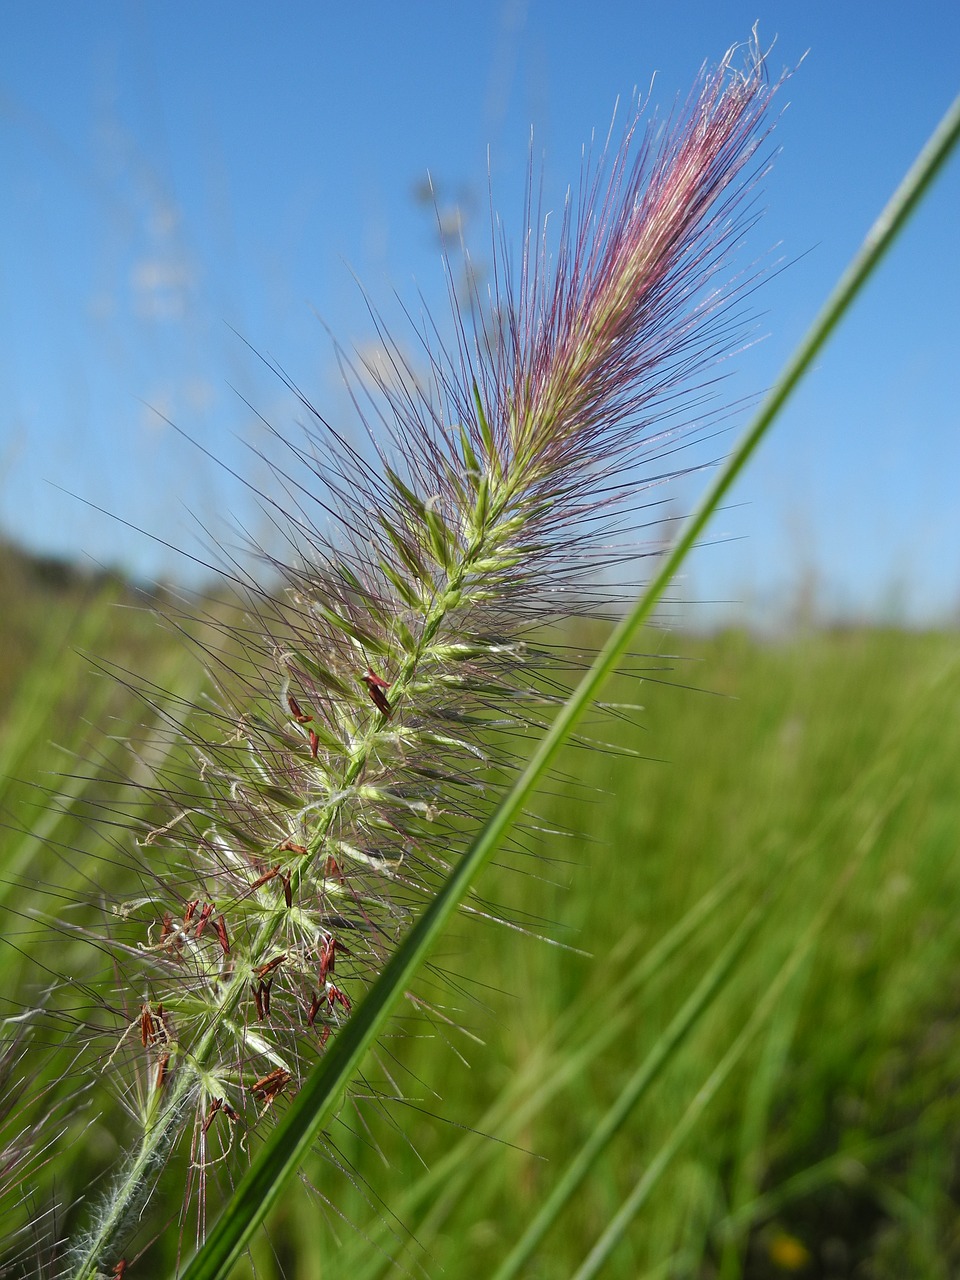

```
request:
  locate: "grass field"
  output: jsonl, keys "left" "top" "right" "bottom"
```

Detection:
{"left": 3, "top": 551, "right": 960, "bottom": 1278}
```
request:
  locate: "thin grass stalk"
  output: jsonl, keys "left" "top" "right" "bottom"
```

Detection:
{"left": 179, "top": 85, "right": 960, "bottom": 1280}
{"left": 179, "top": 82, "right": 960, "bottom": 1280}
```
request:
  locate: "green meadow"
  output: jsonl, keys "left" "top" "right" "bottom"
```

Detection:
{"left": 2, "top": 549, "right": 960, "bottom": 1277}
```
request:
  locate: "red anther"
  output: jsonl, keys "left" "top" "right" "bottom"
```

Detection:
{"left": 319, "top": 1025, "right": 331, "bottom": 1047}
{"left": 140, "top": 1002, "right": 167, "bottom": 1047}
{"left": 249, "top": 1067, "right": 291, "bottom": 1108}
{"left": 327, "top": 984, "right": 351, "bottom": 1013}
{"left": 202, "top": 1097, "right": 223, "bottom": 1134}
{"left": 308, "top": 728, "right": 320, "bottom": 758}
{"left": 362, "top": 667, "right": 392, "bottom": 718}
{"left": 250, "top": 864, "right": 281, "bottom": 891}
{"left": 318, "top": 935, "right": 337, "bottom": 984}
{"left": 158, "top": 915, "right": 183, "bottom": 962}
{"left": 252, "top": 1068, "right": 283, "bottom": 1091}
{"left": 281, "top": 872, "right": 292, "bottom": 908}
{"left": 256, "top": 953, "right": 285, "bottom": 979}
{"left": 249, "top": 978, "right": 273, "bottom": 1019}
{"left": 279, "top": 840, "right": 308, "bottom": 856}
{"left": 306, "top": 990, "right": 322, "bottom": 1027}
{"left": 250, "top": 981, "right": 264, "bottom": 1021}
{"left": 194, "top": 903, "right": 215, "bottom": 937}
{"left": 140, "top": 1003, "right": 155, "bottom": 1048}
{"left": 222, "top": 1102, "right": 241, "bottom": 1124}
{"left": 156, "top": 1053, "right": 170, "bottom": 1091}
{"left": 155, "top": 1003, "right": 171, "bottom": 1043}
{"left": 183, "top": 899, "right": 199, "bottom": 928}
{"left": 324, "top": 855, "right": 344, "bottom": 882}
{"left": 112, "top": 1262, "right": 127, "bottom": 1279}
{"left": 287, "top": 693, "right": 312, "bottom": 724}
{"left": 214, "top": 915, "right": 230, "bottom": 955}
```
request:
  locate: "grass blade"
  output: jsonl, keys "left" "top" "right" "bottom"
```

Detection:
{"left": 180, "top": 87, "right": 960, "bottom": 1280}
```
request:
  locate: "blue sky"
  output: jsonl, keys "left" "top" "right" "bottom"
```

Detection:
{"left": 2, "top": 2, "right": 958, "bottom": 623}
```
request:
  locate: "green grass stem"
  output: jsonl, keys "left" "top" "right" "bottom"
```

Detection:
{"left": 180, "top": 85, "right": 960, "bottom": 1280}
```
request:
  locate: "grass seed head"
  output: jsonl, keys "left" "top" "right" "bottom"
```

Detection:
{"left": 70, "top": 32, "right": 784, "bottom": 1268}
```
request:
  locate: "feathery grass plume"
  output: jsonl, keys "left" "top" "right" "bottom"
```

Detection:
{"left": 68, "top": 35, "right": 782, "bottom": 1274}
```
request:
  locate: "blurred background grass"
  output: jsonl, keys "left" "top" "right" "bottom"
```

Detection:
{"left": 2, "top": 544, "right": 960, "bottom": 1278}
